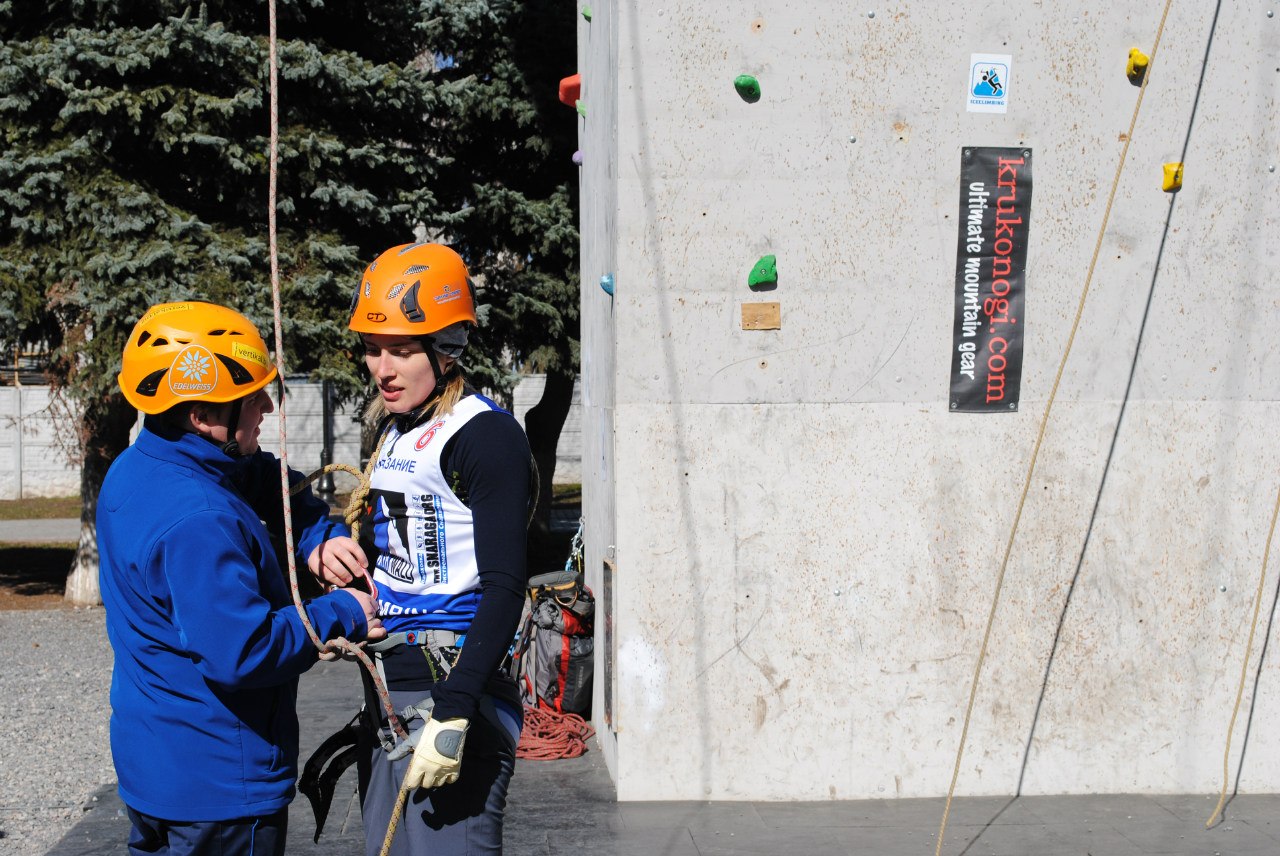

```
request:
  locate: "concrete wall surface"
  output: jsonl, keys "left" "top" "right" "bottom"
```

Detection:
{"left": 578, "top": 2, "right": 1280, "bottom": 799}
{"left": 0, "top": 375, "right": 581, "bottom": 500}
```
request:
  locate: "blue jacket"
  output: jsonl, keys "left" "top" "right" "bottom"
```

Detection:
{"left": 98, "top": 420, "right": 368, "bottom": 821}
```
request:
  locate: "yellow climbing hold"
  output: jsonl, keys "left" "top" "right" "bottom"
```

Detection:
{"left": 1126, "top": 48, "right": 1150, "bottom": 85}
{"left": 1162, "top": 162, "right": 1183, "bottom": 192}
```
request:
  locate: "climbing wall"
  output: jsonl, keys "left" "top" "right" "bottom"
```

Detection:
{"left": 577, "top": 2, "right": 1280, "bottom": 800}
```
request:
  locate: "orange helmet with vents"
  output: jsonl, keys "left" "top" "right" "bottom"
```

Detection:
{"left": 347, "top": 243, "right": 477, "bottom": 338}
{"left": 117, "top": 301, "right": 278, "bottom": 415}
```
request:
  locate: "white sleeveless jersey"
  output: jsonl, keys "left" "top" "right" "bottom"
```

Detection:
{"left": 365, "top": 394, "right": 502, "bottom": 633}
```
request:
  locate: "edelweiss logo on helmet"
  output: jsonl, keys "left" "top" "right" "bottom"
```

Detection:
{"left": 168, "top": 346, "right": 218, "bottom": 397}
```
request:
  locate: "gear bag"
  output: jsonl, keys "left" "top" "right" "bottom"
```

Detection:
{"left": 510, "top": 569, "right": 594, "bottom": 715}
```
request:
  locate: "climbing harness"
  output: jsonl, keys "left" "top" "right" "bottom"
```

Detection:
{"left": 934, "top": 2, "right": 1174, "bottom": 854}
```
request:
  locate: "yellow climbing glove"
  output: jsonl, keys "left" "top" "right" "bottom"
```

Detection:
{"left": 404, "top": 716, "right": 469, "bottom": 790}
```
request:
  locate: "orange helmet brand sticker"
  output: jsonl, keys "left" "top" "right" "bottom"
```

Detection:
{"left": 231, "top": 341, "right": 269, "bottom": 369}
{"left": 434, "top": 283, "right": 463, "bottom": 305}
{"left": 140, "top": 302, "right": 192, "bottom": 324}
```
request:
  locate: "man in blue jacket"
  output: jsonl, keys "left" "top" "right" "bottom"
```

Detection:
{"left": 98, "top": 301, "right": 383, "bottom": 856}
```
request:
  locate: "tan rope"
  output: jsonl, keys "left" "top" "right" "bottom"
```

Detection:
{"left": 1205, "top": 484, "right": 1280, "bottom": 827}
{"left": 263, "top": 0, "right": 405, "bottom": 741}
{"left": 379, "top": 782, "right": 412, "bottom": 856}
{"left": 934, "top": 3, "right": 1174, "bottom": 853}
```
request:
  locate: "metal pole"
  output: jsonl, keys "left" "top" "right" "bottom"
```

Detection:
{"left": 14, "top": 384, "right": 23, "bottom": 501}
{"left": 317, "top": 379, "right": 336, "bottom": 505}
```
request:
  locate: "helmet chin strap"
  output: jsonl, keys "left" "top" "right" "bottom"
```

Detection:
{"left": 218, "top": 397, "right": 244, "bottom": 457}
{"left": 392, "top": 343, "right": 460, "bottom": 432}
{"left": 425, "top": 347, "right": 450, "bottom": 396}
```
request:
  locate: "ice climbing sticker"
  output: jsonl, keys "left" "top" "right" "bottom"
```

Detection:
{"left": 949, "top": 147, "right": 1033, "bottom": 413}
{"left": 967, "top": 53, "right": 1012, "bottom": 113}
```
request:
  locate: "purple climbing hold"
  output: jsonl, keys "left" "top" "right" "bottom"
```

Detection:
{"left": 572, "top": 150, "right": 584, "bottom": 165}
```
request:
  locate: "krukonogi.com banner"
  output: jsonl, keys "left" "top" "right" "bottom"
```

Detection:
{"left": 949, "top": 147, "right": 1032, "bottom": 412}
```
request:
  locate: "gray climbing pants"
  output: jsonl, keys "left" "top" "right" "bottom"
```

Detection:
{"left": 357, "top": 686, "right": 521, "bottom": 856}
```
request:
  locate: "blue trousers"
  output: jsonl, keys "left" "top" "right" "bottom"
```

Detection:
{"left": 125, "top": 806, "right": 286, "bottom": 856}
{"left": 358, "top": 687, "right": 521, "bottom": 856}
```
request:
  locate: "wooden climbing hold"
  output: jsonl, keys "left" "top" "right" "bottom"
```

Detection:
{"left": 748, "top": 254, "right": 777, "bottom": 289}
{"left": 734, "top": 74, "right": 761, "bottom": 103}
{"left": 558, "top": 73, "right": 581, "bottom": 107}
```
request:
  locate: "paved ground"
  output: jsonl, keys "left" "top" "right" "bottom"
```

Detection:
{"left": 42, "top": 658, "right": 1280, "bottom": 855}
{"left": 10, "top": 517, "right": 1279, "bottom": 854}
{"left": 0, "top": 518, "right": 80, "bottom": 543}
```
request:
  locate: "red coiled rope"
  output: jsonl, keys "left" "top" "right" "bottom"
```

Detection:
{"left": 516, "top": 706, "right": 596, "bottom": 760}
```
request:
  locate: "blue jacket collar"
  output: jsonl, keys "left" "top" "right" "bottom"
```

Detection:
{"left": 137, "top": 416, "right": 248, "bottom": 480}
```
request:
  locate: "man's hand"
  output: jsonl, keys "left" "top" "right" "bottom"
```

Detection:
{"left": 308, "top": 536, "right": 371, "bottom": 590}
{"left": 336, "top": 588, "right": 386, "bottom": 642}
{"left": 403, "top": 717, "right": 469, "bottom": 790}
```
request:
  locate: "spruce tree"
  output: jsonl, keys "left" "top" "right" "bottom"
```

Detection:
{"left": 424, "top": 0, "right": 581, "bottom": 550}
{"left": 0, "top": 0, "right": 462, "bottom": 602}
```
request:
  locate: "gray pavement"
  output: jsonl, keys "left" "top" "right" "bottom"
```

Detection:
{"left": 0, "top": 517, "right": 80, "bottom": 543}
{"left": 42, "top": 658, "right": 1280, "bottom": 855}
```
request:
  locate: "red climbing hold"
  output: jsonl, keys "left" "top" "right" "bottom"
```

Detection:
{"left": 558, "top": 73, "right": 581, "bottom": 107}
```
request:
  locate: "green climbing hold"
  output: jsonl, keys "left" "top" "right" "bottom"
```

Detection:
{"left": 575, "top": 99, "right": 586, "bottom": 118}
{"left": 748, "top": 255, "right": 778, "bottom": 289}
{"left": 582, "top": 6, "right": 592, "bottom": 21}
{"left": 734, "top": 74, "right": 761, "bottom": 103}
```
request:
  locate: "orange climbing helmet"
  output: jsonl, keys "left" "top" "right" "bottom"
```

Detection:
{"left": 347, "top": 243, "right": 478, "bottom": 345}
{"left": 117, "top": 301, "right": 278, "bottom": 414}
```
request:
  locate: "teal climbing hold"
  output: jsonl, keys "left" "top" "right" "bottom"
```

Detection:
{"left": 582, "top": 6, "right": 592, "bottom": 21}
{"left": 600, "top": 273, "right": 615, "bottom": 296}
{"left": 748, "top": 255, "right": 777, "bottom": 289}
{"left": 734, "top": 74, "right": 761, "bottom": 103}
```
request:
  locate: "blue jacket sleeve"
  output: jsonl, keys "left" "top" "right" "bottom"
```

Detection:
{"left": 155, "top": 510, "right": 368, "bottom": 690}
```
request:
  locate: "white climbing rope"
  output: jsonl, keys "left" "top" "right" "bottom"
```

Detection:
{"left": 264, "top": 0, "right": 406, "bottom": 740}
{"left": 935, "top": 2, "right": 1175, "bottom": 854}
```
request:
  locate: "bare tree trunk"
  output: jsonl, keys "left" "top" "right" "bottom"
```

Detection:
{"left": 65, "top": 394, "right": 136, "bottom": 606}
{"left": 523, "top": 367, "right": 575, "bottom": 539}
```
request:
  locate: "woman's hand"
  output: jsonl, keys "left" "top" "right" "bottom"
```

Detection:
{"left": 308, "top": 536, "right": 373, "bottom": 590}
